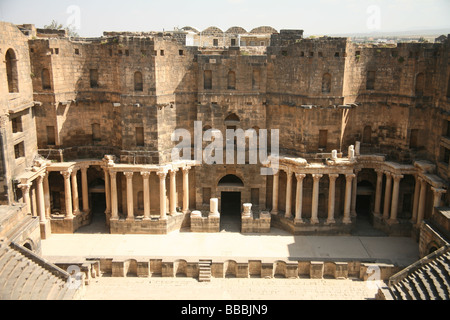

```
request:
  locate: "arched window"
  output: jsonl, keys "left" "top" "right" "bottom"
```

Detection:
{"left": 41, "top": 68, "right": 51, "bottom": 90}
{"left": 252, "top": 69, "right": 260, "bottom": 90}
{"left": 415, "top": 73, "right": 425, "bottom": 96}
{"left": 227, "top": 71, "right": 236, "bottom": 90}
{"left": 322, "top": 73, "right": 331, "bottom": 93}
{"left": 6, "top": 49, "right": 19, "bottom": 93}
{"left": 134, "top": 71, "right": 143, "bottom": 92}
{"left": 363, "top": 126, "right": 372, "bottom": 144}
{"left": 366, "top": 71, "right": 375, "bottom": 90}
{"left": 92, "top": 123, "right": 101, "bottom": 141}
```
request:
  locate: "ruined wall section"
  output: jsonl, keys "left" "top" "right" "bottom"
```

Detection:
{"left": 342, "top": 41, "right": 443, "bottom": 163}
{"left": 266, "top": 38, "right": 348, "bottom": 155}
{"left": 0, "top": 22, "right": 37, "bottom": 203}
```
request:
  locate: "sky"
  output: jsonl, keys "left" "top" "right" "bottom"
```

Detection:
{"left": 0, "top": 0, "right": 449, "bottom": 37}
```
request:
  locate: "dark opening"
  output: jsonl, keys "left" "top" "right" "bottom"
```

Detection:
{"left": 220, "top": 192, "right": 241, "bottom": 232}
{"left": 218, "top": 175, "right": 243, "bottom": 187}
{"left": 356, "top": 195, "right": 371, "bottom": 216}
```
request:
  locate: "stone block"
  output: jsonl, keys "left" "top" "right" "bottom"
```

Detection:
{"left": 310, "top": 261, "right": 324, "bottom": 279}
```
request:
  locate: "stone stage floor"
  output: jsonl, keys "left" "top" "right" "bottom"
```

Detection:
{"left": 41, "top": 220, "right": 419, "bottom": 267}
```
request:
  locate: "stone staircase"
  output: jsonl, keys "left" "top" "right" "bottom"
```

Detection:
{"left": 198, "top": 259, "right": 212, "bottom": 282}
{"left": 387, "top": 246, "right": 450, "bottom": 300}
{"left": 0, "top": 240, "right": 83, "bottom": 300}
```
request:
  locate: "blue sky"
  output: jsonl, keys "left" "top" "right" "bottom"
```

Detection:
{"left": 1, "top": 0, "right": 449, "bottom": 37}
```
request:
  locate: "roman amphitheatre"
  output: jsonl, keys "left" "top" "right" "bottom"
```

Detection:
{"left": 0, "top": 22, "right": 449, "bottom": 300}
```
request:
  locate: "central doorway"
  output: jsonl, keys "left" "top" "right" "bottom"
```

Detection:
{"left": 220, "top": 192, "right": 241, "bottom": 232}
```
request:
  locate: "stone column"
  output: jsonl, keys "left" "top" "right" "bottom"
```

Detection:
{"left": 432, "top": 187, "right": 446, "bottom": 208}
{"left": 294, "top": 174, "right": 306, "bottom": 223}
{"left": 416, "top": 177, "right": 427, "bottom": 226}
{"left": 182, "top": 166, "right": 191, "bottom": 214}
{"left": 351, "top": 169, "right": 360, "bottom": 217}
{"left": 71, "top": 168, "right": 80, "bottom": 215}
{"left": 373, "top": 169, "right": 384, "bottom": 217}
{"left": 169, "top": 169, "right": 178, "bottom": 215}
{"left": 36, "top": 175, "right": 46, "bottom": 223}
{"left": 81, "top": 166, "right": 89, "bottom": 213}
{"left": 271, "top": 171, "right": 279, "bottom": 214}
{"left": 102, "top": 167, "right": 111, "bottom": 215}
{"left": 285, "top": 170, "right": 293, "bottom": 218}
{"left": 343, "top": 174, "right": 355, "bottom": 224}
{"left": 19, "top": 183, "right": 32, "bottom": 215}
{"left": 311, "top": 174, "right": 323, "bottom": 224}
{"left": 382, "top": 172, "right": 392, "bottom": 221}
{"left": 411, "top": 175, "right": 421, "bottom": 224}
{"left": 210, "top": 198, "right": 220, "bottom": 216}
{"left": 110, "top": 172, "right": 118, "bottom": 220}
{"left": 124, "top": 172, "right": 134, "bottom": 221}
{"left": 327, "top": 174, "right": 339, "bottom": 224}
{"left": 43, "top": 174, "right": 51, "bottom": 218}
{"left": 31, "top": 187, "right": 37, "bottom": 217}
{"left": 388, "top": 174, "right": 404, "bottom": 224}
{"left": 157, "top": 171, "right": 168, "bottom": 220}
{"left": 141, "top": 172, "right": 151, "bottom": 220}
{"left": 61, "top": 170, "right": 73, "bottom": 219}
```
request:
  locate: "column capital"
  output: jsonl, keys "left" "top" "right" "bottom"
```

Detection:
{"left": 383, "top": 171, "right": 392, "bottom": 178}
{"left": 392, "top": 174, "right": 404, "bottom": 181}
{"left": 61, "top": 169, "right": 72, "bottom": 179}
{"left": 375, "top": 169, "right": 384, "bottom": 176}
{"left": 124, "top": 171, "right": 134, "bottom": 179}
{"left": 354, "top": 168, "right": 362, "bottom": 174}
{"left": 328, "top": 173, "right": 339, "bottom": 180}
{"left": 141, "top": 171, "right": 151, "bottom": 179}
{"left": 157, "top": 170, "right": 168, "bottom": 178}
{"left": 345, "top": 173, "right": 355, "bottom": 181}
{"left": 18, "top": 183, "right": 31, "bottom": 191}
{"left": 182, "top": 166, "right": 191, "bottom": 173}
{"left": 312, "top": 173, "right": 323, "bottom": 180}
{"left": 109, "top": 171, "right": 117, "bottom": 179}
{"left": 295, "top": 173, "right": 306, "bottom": 180}
{"left": 36, "top": 173, "right": 45, "bottom": 182}
{"left": 431, "top": 187, "right": 447, "bottom": 195}
{"left": 169, "top": 168, "right": 179, "bottom": 174}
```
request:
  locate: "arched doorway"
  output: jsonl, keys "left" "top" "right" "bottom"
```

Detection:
{"left": 218, "top": 174, "right": 244, "bottom": 232}
{"left": 77, "top": 177, "right": 107, "bottom": 233}
{"left": 356, "top": 180, "right": 374, "bottom": 217}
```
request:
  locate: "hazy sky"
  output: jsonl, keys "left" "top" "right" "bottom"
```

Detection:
{"left": 1, "top": 0, "right": 449, "bottom": 37}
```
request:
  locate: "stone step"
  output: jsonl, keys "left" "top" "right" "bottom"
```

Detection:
{"left": 0, "top": 257, "right": 29, "bottom": 300}
{"left": 427, "top": 262, "right": 450, "bottom": 299}
{"left": 198, "top": 260, "right": 212, "bottom": 282}
{"left": 9, "top": 260, "right": 34, "bottom": 300}
{"left": 11, "top": 264, "right": 43, "bottom": 300}
{"left": 408, "top": 274, "right": 428, "bottom": 300}
{"left": 420, "top": 267, "right": 441, "bottom": 300}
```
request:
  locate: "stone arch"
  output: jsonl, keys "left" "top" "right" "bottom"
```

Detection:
{"left": 218, "top": 174, "right": 244, "bottom": 187}
{"left": 23, "top": 239, "right": 34, "bottom": 251}
{"left": 5, "top": 48, "right": 19, "bottom": 93}
{"left": 225, "top": 113, "right": 240, "bottom": 122}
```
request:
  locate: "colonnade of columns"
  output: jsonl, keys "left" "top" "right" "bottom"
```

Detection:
{"left": 370, "top": 170, "right": 446, "bottom": 225}
{"left": 106, "top": 166, "right": 191, "bottom": 221}
{"left": 270, "top": 169, "right": 355, "bottom": 225}
{"left": 18, "top": 165, "right": 91, "bottom": 222}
